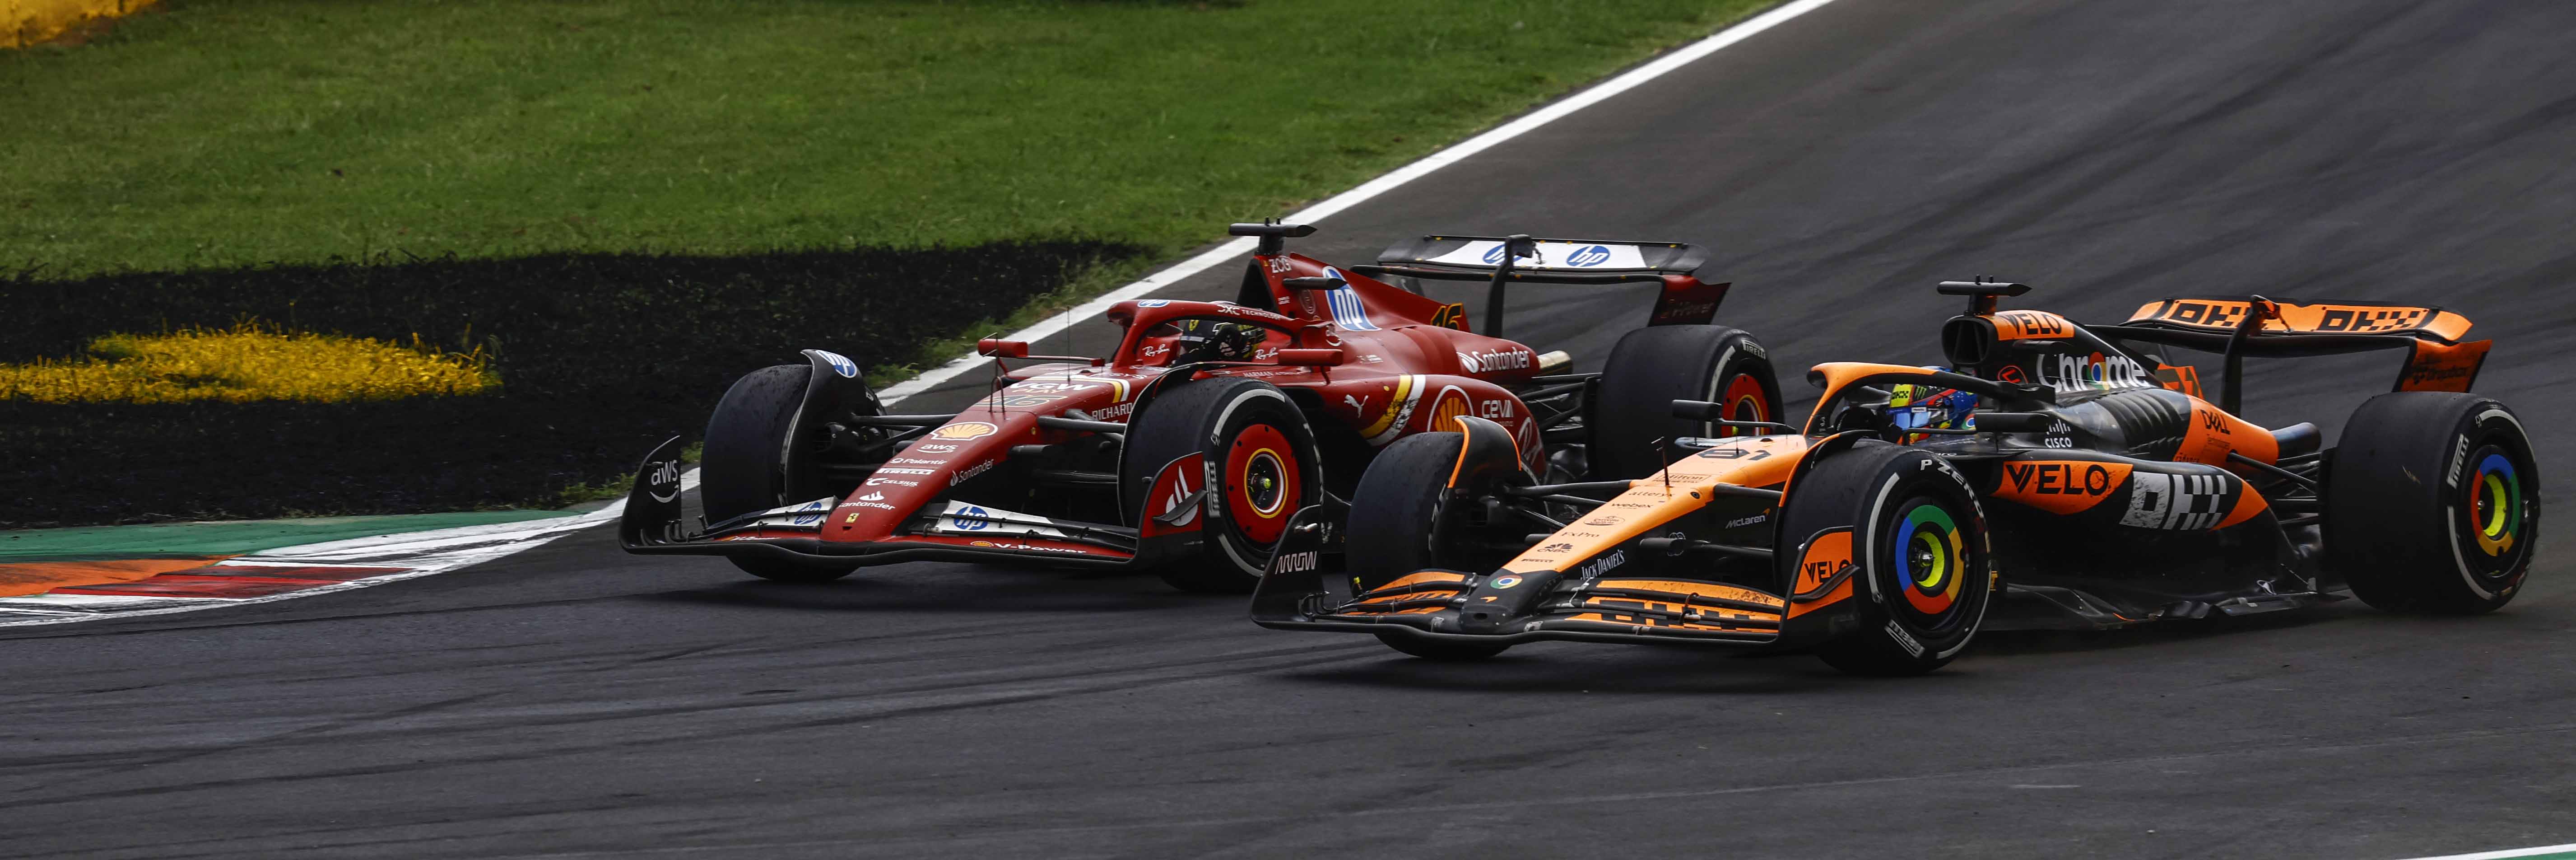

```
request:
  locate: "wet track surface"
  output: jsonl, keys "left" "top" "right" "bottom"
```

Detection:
{"left": 8, "top": 0, "right": 2575, "bottom": 856}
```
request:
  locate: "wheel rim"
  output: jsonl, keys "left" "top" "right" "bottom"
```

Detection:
{"left": 2458, "top": 444, "right": 2530, "bottom": 577}
{"left": 1889, "top": 497, "right": 1971, "bottom": 630}
{"left": 1224, "top": 422, "right": 1302, "bottom": 545}
{"left": 1718, "top": 373, "right": 1769, "bottom": 437}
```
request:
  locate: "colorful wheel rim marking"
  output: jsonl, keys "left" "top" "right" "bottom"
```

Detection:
{"left": 1893, "top": 502, "right": 1967, "bottom": 618}
{"left": 1224, "top": 423, "right": 1299, "bottom": 545}
{"left": 1719, "top": 374, "right": 1768, "bottom": 437}
{"left": 2469, "top": 452, "right": 2521, "bottom": 558}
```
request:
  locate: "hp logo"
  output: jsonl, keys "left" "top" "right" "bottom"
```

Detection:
{"left": 1567, "top": 245, "right": 1612, "bottom": 267}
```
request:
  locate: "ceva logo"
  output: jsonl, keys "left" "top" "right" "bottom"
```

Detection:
{"left": 1567, "top": 244, "right": 1612, "bottom": 267}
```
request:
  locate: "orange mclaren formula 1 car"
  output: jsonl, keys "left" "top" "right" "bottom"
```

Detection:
{"left": 619, "top": 224, "right": 1782, "bottom": 593}
{"left": 1252, "top": 280, "right": 2539, "bottom": 674}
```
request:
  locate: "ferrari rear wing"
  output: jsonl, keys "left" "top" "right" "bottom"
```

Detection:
{"left": 2090, "top": 296, "right": 2489, "bottom": 411}
{"left": 1353, "top": 234, "right": 1728, "bottom": 336}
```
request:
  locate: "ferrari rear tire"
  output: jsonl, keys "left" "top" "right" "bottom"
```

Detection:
{"left": 1780, "top": 444, "right": 1994, "bottom": 676}
{"left": 1121, "top": 379, "right": 1323, "bottom": 593}
{"left": 702, "top": 364, "right": 855, "bottom": 583}
{"left": 2325, "top": 393, "right": 2539, "bottom": 614}
{"left": 1376, "top": 631, "right": 1509, "bottom": 661}
{"left": 1589, "top": 325, "right": 1782, "bottom": 480}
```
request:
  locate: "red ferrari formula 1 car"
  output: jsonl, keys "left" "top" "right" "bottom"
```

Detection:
{"left": 1253, "top": 280, "right": 2538, "bottom": 673}
{"left": 620, "top": 224, "right": 1784, "bottom": 591}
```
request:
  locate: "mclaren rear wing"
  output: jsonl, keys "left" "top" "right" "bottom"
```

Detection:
{"left": 1352, "top": 234, "right": 1729, "bottom": 337}
{"left": 2091, "top": 296, "right": 2490, "bottom": 412}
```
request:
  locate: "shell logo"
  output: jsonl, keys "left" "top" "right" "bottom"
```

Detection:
{"left": 928, "top": 421, "right": 999, "bottom": 441}
{"left": 1427, "top": 386, "right": 1472, "bottom": 433}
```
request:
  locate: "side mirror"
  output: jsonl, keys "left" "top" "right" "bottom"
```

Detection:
{"left": 1277, "top": 349, "right": 1343, "bottom": 367}
{"left": 1671, "top": 399, "right": 1798, "bottom": 432}
{"left": 977, "top": 338, "right": 1031, "bottom": 359}
{"left": 1282, "top": 276, "right": 1345, "bottom": 291}
{"left": 1671, "top": 399, "right": 1727, "bottom": 421}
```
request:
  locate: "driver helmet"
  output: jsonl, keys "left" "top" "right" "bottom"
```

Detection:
{"left": 1170, "top": 318, "right": 1265, "bottom": 364}
{"left": 1884, "top": 374, "right": 1976, "bottom": 443}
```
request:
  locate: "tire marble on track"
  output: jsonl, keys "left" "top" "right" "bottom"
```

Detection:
{"left": 8, "top": 0, "right": 2575, "bottom": 856}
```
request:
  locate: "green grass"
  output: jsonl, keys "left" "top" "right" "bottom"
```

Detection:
{"left": 2, "top": 0, "right": 1772, "bottom": 278}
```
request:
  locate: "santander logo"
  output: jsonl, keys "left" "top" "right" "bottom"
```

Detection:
{"left": 1456, "top": 348, "right": 1534, "bottom": 374}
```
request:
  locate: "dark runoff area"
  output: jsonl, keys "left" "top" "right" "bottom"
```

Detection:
{"left": 0, "top": 242, "right": 1141, "bottom": 528}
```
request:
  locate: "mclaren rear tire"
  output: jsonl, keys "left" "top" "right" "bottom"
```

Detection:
{"left": 1121, "top": 378, "right": 1324, "bottom": 594}
{"left": 701, "top": 364, "right": 855, "bottom": 583}
{"left": 1779, "top": 443, "right": 1994, "bottom": 676}
{"left": 1589, "top": 325, "right": 1782, "bottom": 480}
{"left": 2325, "top": 393, "right": 2539, "bottom": 614}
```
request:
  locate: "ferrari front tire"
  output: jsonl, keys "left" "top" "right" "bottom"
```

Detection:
{"left": 2325, "top": 393, "right": 2539, "bottom": 614}
{"left": 701, "top": 364, "right": 854, "bottom": 583}
{"left": 1779, "top": 444, "right": 1995, "bottom": 676}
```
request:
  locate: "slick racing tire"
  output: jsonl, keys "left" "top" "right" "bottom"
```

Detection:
{"left": 1343, "top": 432, "right": 1520, "bottom": 661}
{"left": 1122, "top": 379, "right": 1323, "bottom": 593}
{"left": 1780, "top": 443, "right": 1994, "bottom": 676}
{"left": 1345, "top": 431, "right": 1525, "bottom": 594}
{"left": 2325, "top": 393, "right": 2539, "bottom": 614}
{"left": 702, "top": 364, "right": 856, "bottom": 583}
{"left": 1589, "top": 325, "right": 1782, "bottom": 480}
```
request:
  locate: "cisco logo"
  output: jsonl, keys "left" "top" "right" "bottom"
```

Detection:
{"left": 1566, "top": 244, "right": 1612, "bottom": 267}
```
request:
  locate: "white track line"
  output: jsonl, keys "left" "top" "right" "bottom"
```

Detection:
{"left": 1, "top": 0, "right": 1843, "bottom": 627}
{"left": 0, "top": 474, "right": 700, "bottom": 627}
{"left": 873, "top": 0, "right": 1843, "bottom": 406}
{"left": 2395, "top": 844, "right": 2576, "bottom": 860}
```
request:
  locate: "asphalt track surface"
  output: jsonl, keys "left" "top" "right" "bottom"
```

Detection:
{"left": 9, "top": 1, "right": 2575, "bottom": 857}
